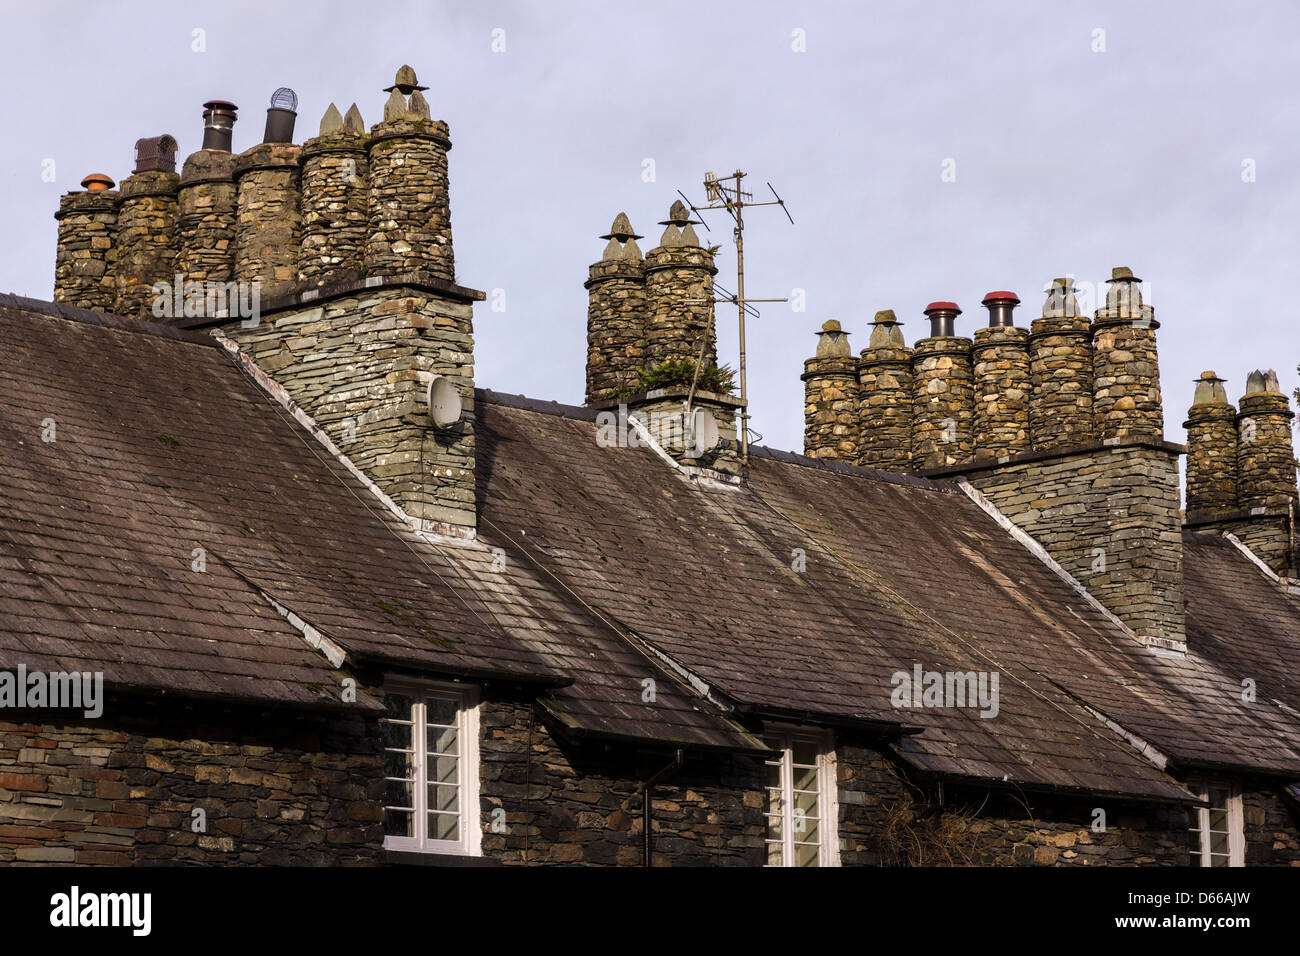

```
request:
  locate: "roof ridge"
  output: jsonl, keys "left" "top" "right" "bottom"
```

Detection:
{"left": 476, "top": 387, "right": 946, "bottom": 490}
{"left": 0, "top": 293, "right": 216, "bottom": 347}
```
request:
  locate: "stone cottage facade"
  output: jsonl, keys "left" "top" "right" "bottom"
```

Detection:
{"left": 3, "top": 65, "right": 1299, "bottom": 866}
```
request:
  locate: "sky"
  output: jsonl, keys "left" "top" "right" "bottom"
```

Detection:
{"left": 2, "top": 0, "right": 1297, "bottom": 456}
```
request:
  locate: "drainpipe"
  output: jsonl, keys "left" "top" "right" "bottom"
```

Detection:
{"left": 639, "top": 748, "right": 684, "bottom": 867}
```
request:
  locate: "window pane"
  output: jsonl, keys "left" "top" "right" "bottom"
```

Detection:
{"left": 1209, "top": 828, "right": 1229, "bottom": 856}
{"left": 386, "top": 693, "right": 414, "bottom": 719}
{"left": 765, "top": 761, "right": 781, "bottom": 790}
{"left": 794, "top": 842, "right": 820, "bottom": 867}
{"left": 425, "top": 696, "right": 459, "bottom": 727}
{"left": 792, "top": 762, "right": 817, "bottom": 791}
{"left": 766, "top": 786, "right": 783, "bottom": 816}
{"left": 384, "top": 775, "right": 413, "bottom": 808}
{"left": 429, "top": 782, "right": 460, "bottom": 814}
{"left": 1208, "top": 809, "right": 1228, "bottom": 833}
{"left": 384, "top": 747, "right": 414, "bottom": 779}
{"left": 792, "top": 740, "right": 818, "bottom": 767}
{"left": 428, "top": 723, "right": 459, "bottom": 755}
{"left": 430, "top": 811, "right": 460, "bottom": 842}
{"left": 765, "top": 842, "right": 783, "bottom": 867}
{"left": 427, "top": 753, "right": 459, "bottom": 785}
{"left": 384, "top": 808, "right": 413, "bottom": 837}
{"left": 794, "top": 788, "right": 820, "bottom": 821}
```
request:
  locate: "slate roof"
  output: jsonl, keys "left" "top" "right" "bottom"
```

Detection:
{"left": 470, "top": 392, "right": 1300, "bottom": 797}
{"left": 4, "top": 297, "right": 1299, "bottom": 801}
{"left": 0, "top": 298, "right": 564, "bottom": 712}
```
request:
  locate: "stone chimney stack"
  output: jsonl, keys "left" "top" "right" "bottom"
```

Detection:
{"left": 856, "top": 310, "right": 913, "bottom": 470}
{"left": 176, "top": 103, "right": 238, "bottom": 288}
{"left": 115, "top": 136, "right": 180, "bottom": 317}
{"left": 1092, "top": 267, "right": 1162, "bottom": 439}
{"left": 365, "top": 66, "right": 454, "bottom": 281}
{"left": 972, "top": 292, "right": 1030, "bottom": 460}
{"left": 911, "top": 302, "right": 974, "bottom": 468}
{"left": 1183, "top": 371, "right": 1237, "bottom": 517}
{"left": 644, "top": 201, "right": 718, "bottom": 368}
{"left": 1028, "top": 278, "right": 1094, "bottom": 449}
{"left": 233, "top": 115, "right": 303, "bottom": 300}
{"left": 802, "top": 320, "right": 860, "bottom": 460}
{"left": 54, "top": 174, "right": 119, "bottom": 311}
{"left": 584, "top": 214, "right": 647, "bottom": 403}
{"left": 299, "top": 103, "right": 370, "bottom": 285}
{"left": 1236, "top": 370, "right": 1298, "bottom": 515}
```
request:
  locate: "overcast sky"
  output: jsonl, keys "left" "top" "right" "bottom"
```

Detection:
{"left": 3, "top": 0, "right": 1297, "bottom": 455}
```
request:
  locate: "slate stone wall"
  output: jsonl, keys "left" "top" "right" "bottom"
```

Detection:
{"left": 299, "top": 133, "right": 370, "bottom": 285}
{"left": 365, "top": 118, "right": 454, "bottom": 280}
{"left": 0, "top": 697, "right": 383, "bottom": 865}
{"left": 176, "top": 150, "right": 238, "bottom": 285}
{"left": 478, "top": 697, "right": 766, "bottom": 866}
{"left": 115, "top": 171, "right": 180, "bottom": 318}
{"left": 963, "top": 442, "right": 1186, "bottom": 643}
{"left": 223, "top": 284, "right": 476, "bottom": 530}
{"left": 1028, "top": 314, "right": 1095, "bottom": 449}
{"left": 54, "top": 190, "right": 119, "bottom": 311}
{"left": 584, "top": 258, "right": 647, "bottom": 403}
{"left": 972, "top": 326, "right": 1031, "bottom": 460}
{"left": 643, "top": 245, "right": 717, "bottom": 369}
{"left": 802, "top": 356, "right": 860, "bottom": 461}
{"left": 233, "top": 143, "right": 303, "bottom": 300}
{"left": 1184, "top": 400, "right": 1238, "bottom": 516}
{"left": 911, "top": 336, "right": 975, "bottom": 468}
{"left": 857, "top": 346, "right": 913, "bottom": 470}
{"left": 1242, "top": 785, "right": 1300, "bottom": 865}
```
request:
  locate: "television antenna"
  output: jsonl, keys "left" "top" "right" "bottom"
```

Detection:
{"left": 677, "top": 169, "right": 793, "bottom": 464}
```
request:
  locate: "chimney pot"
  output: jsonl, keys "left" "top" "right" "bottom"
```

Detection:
{"left": 202, "top": 100, "right": 239, "bottom": 151}
{"left": 923, "top": 301, "right": 961, "bottom": 337}
{"left": 981, "top": 291, "right": 1020, "bottom": 328}
{"left": 133, "top": 135, "right": 178, "bottom": 174}
{"left": 80, "top": 173, "right": 115, "bottom": 191}
{"left": 263, "top": 88, "right": 298, "bottom": 143}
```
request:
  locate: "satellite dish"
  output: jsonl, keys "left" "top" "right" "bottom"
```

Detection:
{"left": 690, "top": 408, "right": 719, "bottom": 453}
{"left": 426, "top": 376, "right": 463, "bottom": 427}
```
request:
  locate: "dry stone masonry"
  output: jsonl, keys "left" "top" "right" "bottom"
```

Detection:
{"left": 910, "top": 303, "right": 975, "bottom": 469}
{"left": 584, "top": 214, "right": 648, "bottom": 403}
{"left": 643, "top": 201, "right": 718, "bottom": 369}
{"left": 1028, "top": 278, "right": 1095, "bottom": 448}
{"left": 53, "top": 176, "right": 119, "bottom": 311}
{"left": 856, "top": 311, "right": 914, "bottom": 470}
{"left": 802, "top": 320, "right": 861, "bottom": 460}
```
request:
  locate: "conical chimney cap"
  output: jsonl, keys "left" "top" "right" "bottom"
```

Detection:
{"left": 385, "top": 64, "right": 428, "bottom": 93}
{"left": 600, "top": 212, "right": 643, "bottom": 241}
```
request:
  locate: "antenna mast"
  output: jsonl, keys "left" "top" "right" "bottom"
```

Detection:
{"left": 678, "top": 169, "right": 793, "bottom": 464}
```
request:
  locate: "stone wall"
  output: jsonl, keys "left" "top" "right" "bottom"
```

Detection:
{"left": 223, "top": 282, "right": 477, "bottom": 530}
{"left": 0, "top": 696, "right": 383, "bottom": 865}
{"left": 478, "top": 697, "right": 766, "bottom": 866}
{"left": 54, "top": 190, "right": 119, "bottom": 311}
{"left": 1242, "top": 784, "right": 1300, "bottom": 866}
{"left": 233, "top": 143, "right": 303, "bottom": 300}
{"left": 115, "top": 171, "right": 179, "bottom": 317}
{"left": 954, "top": 441, "right": 1186, "bottom": 644}
{"left": 176, "top": 150, "right": 238, "bottom": 285}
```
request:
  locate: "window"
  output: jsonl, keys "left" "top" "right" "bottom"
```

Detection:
{"left": 763, "top": 727, "right": 838, "bottom": 867}
{"left": 1188, "top": 780, "right": 1243, "bottom": 867}
{"left": 381, "top": 681, "right": 480, "bottom": 856}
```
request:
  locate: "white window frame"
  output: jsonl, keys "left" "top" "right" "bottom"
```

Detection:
{"left": 1187, "top": 779, "right": 1244, "bottom": 867}
{"left": 762, "top": 725, "right": 840, "bottom": 867}
{"left": 381, "top": 679, "right": 481, "bottom": 857}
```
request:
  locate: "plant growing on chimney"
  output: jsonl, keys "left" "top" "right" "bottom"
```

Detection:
{"left": 637, "top": 358, "right": 737, "bottom": 395}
